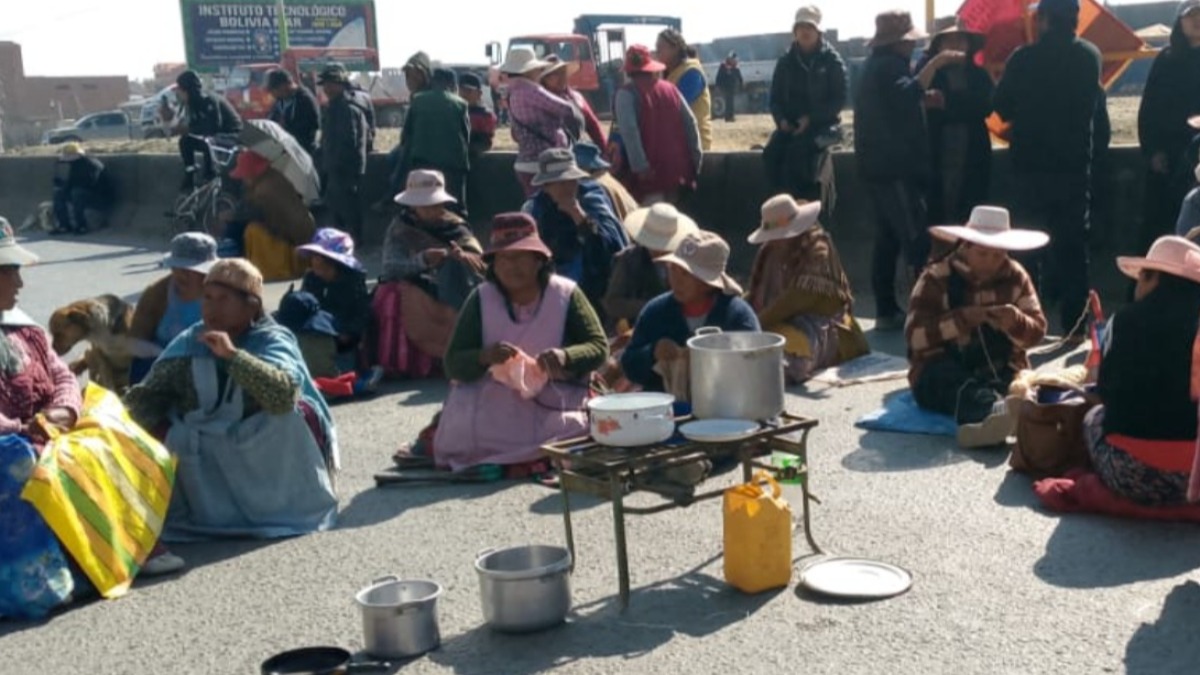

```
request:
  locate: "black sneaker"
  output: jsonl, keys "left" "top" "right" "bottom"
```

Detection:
{"left": 179, "top": 171, "right": 196, "bottom": 192}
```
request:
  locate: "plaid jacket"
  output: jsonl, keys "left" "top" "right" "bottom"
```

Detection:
{"left": 905, "top": 256, "right": 1047, "bottom": 385}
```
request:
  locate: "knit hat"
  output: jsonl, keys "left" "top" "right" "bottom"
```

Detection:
{"left": 459, "top": 72, "right": 484, "bottom": 90}
{"left": 205, "top": 258, "right": 264, "bottom": 300}
{"left": 656, "top": 231, "right": 743, "bottom": 296}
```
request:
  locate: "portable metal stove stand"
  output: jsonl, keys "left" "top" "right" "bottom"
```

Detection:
{"left": 540, "top": 412, "right": 823, "bottom": 609}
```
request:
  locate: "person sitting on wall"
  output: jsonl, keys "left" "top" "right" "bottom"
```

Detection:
{"left": 51, "top": 143, "right": 113, "bottom": 235}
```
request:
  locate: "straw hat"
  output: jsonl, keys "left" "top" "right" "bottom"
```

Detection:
{"left": 624, "top": 204, "right": 699, "bottom": 252}
{"left": 794, "top": 6, "right": 823, "bottom": 31}
{"left": 657, "top": 231, "right": 743, "bottom": 296}
{"left": 394, "top": 169, "right": 457, "bottom": 207}
{"left": 205, "top": 258, "right": 264, "bottom": 300}
{"left": 870, "top": 10, "right": 927, "bottom": 48}
{"left": 500, "top": 46, "right": 548, "bottom": 75}
{"left": 749, "top": 195, "right": 821, "bottom": 245}
{"left": 1117, "top": 236, "right": 1200, "bottom": 285}
{"left": 929, "top": 206, "right": 1049, "bottom": 251}
{"left": 484, "top": 213, "right": 553, "bottom": 260}
{"left": 531, "top": 147, "right": 591, "bottom": 187}
{"left": 541, "top": 54, "right": 580, "bottom": 78}
{"left": 0, "top": 217, "right": 38, "bottom": 267}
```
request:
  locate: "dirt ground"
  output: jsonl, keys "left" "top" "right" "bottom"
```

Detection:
{"left": 7, "top": 96, "right": 1143, "bottom": 156}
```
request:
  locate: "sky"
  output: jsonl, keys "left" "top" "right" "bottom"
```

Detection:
{"left": 0, "top": 0, "right": 1173, "bottom": 79}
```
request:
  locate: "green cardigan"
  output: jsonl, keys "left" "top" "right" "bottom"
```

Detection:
{"left": 444, "top": 285, "right": 609, "bottom": 382}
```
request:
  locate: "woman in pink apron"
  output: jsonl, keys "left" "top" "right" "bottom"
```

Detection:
{"left": 431, "top": 213, "right": 609, "bottom": 471}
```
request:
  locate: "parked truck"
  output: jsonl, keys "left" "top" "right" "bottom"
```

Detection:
{"left": 223, "top": 47, "right": 408, "bottom": 127}
{"left": 487, "top": 14, "right": 682, "bottom": 117}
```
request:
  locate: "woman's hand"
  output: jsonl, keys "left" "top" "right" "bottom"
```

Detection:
{"left": 960, "top": 306, "right": 989, "bottom": 329}
{"left": 537, "top": 348, "right": 570, "bottom": 380}
{"left": 654, "top": 339, "right": 684, "bottom": 363}
{"left": 42, "top": 407, "right": 77, "bottom": 432}
{"left": 199, "top": 330, "right": 238, "bottom": 360}
{"left": 479, "top": 341, "right": 519, "bottom": 366}
{"left": 986, "top": 305, "right": 1022, "bottom": 332}
{"left": 425, "top": 248, "right": 449, "bottom": 268}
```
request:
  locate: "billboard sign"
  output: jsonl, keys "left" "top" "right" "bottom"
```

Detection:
{"left": 180, "top": 0, "right": 378, "bottom": 72}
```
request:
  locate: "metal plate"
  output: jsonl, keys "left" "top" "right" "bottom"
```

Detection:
{"left": 679, "top": 419, "right": 761, "bottom": 443}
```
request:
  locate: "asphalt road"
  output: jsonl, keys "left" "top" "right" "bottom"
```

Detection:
{"left": 1, "top": 232, "right": 1197, "bottom": 675}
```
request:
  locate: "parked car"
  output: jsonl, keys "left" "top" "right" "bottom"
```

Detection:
{"left": 41, "top": 111, "right": 133, "bottom": 145}
{"left": 138, "top": 85, "right": 181, "bottom": 139}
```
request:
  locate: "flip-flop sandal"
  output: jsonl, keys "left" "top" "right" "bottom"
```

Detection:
{"left": 392, "top": 446, "right": 434, "bottom": 469}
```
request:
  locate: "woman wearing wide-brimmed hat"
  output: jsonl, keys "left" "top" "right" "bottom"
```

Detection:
{"left": 916, "top": 17, "right": 994, "bottom": 226}
{"left": 428, "top": 213, "right": 609, "bottom": 472}
{"left": 373, "top": 169, "right": 486, "bottom": 379}
{"left": 611, "top": 44, "right": 703, "bottom": 205}
{"left": 747, "top": 194, "right": 868, "bottom": 384}
{"left": 603, "top": 203, "right": 698, "bottom": 328}
{"left": 1084, "top": 236, "right": 1200, "bottom": 506}
{"left": 621, "top": 230, "right": 760, "bottom": 395}
{"left": 906, "top": 206, "right": 1049, "bottom": 449}
{"left": 540, "top": 54, "right": 606, "bottom": 149}
{"left": 500, "top": 46, "right": 581, "bottom": 197}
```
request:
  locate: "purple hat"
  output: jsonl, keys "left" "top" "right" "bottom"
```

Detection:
{"left": 296, "top": 228, "right": 364, "bottom": 271}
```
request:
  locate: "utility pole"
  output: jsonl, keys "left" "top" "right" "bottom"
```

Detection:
{"left": 927, "top": 0, "right": 937, "bottom": 33}
{"left": 276, "top": 0, "right": 290, "bottom": 52}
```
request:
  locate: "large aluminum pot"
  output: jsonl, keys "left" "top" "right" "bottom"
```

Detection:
{"left": 475, "top": 545, "right": 571, "bottom": 633}
{"left": 587, "top": 392, "right": 676, "bottom": 447}
{"left": 687, "top": 327, "right": 785, "bottom": 421}
{"left": 354, "top": 577, "right": 443, "bottom": 659}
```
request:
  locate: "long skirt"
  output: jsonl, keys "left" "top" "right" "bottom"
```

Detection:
{"left": 244, "top": 222, "right": 306, "bottom": 282}
{"left": 1085, "top": 406, "right": 1190, "bottom": 506}
{"left": 372, "top": 281, "right": 456, "bottom": 379}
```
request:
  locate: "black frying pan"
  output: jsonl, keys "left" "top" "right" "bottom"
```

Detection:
{"left": 261, "top": 647, "right": 391, "bottom": 675}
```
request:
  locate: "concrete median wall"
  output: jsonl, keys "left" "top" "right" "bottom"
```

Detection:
{"left": 0, "top": 147, "right": 1149, "bottom": 297}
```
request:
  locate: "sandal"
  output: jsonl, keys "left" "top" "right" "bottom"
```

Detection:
{"left": 392, "top": 445, "right": 434, "bottom": 469}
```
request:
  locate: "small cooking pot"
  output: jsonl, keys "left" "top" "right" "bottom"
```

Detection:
{"left": 260, "top": 647, "right": 390, "bottom": 675}
{"left": 355, "top": 576, "right": 443, "bottom": 659}
{"left": 476, "top": 545, "right": 572, "bottom": 633}
{"left": 587, "top": 392, "right": 676, "bottom": 447}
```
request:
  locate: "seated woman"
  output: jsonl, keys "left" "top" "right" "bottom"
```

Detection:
{"left": 747, "top": 195, "right": 869, "bottom": 384}
{"left": 124, "top": 259, "right": 338, "bottom": 540}
{"left": 0, "top": 225, "right": 177, "bottom": 619}
{"left": 622, "top": 230, "right": 760, "bottom": 395}
{"left": 523, "top": 147, "right": 629, "bottom": 321}
{"left": 230, "top": 150, "right": 317, "bottom": 282}
{"left": 907, "top": 206, "right": 1048, "bottom": 449}
{"left": 432, "top": 213, "right": 609, "bottom": 472}
{"left": 296, "top": 228, "right": 373, "bottom": 376}
{"left": 1086, "top": 236, "right": 1200, "bottom": 506}
{"left": 603, "top": 204, "right": 697, "bottom": 331}
{"left": 375, "top": 170, "right": 485, "bottom": 378}
{"left": 129, "top": 232, "right": 218, "bottom": 384}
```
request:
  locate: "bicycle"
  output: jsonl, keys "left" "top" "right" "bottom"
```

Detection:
{"left": 166, "top": 135, "right": 240, "bottom": 237}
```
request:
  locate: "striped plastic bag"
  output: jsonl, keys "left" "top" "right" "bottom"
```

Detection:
{"left": 22, "top": 383, "right": 177, "bottom": 599}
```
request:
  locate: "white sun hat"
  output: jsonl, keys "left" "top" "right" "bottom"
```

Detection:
{"left": 500, "top": 46, "right": 549, "bottom": 75}
{"left": 929, "top": 205, "right": 1050, "bottom": 252}
{"left": 749, "top": 195, "right": 822, "bottom": 245}
{"left": 624, "top": 203, "right": 699, "bottom": 252}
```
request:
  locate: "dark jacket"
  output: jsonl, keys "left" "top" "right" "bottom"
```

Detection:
{"left": 348, "top": 88, "right": 377, "bottom": 153}
{"left": 320, "top": 93, "right": 369, "bottom": 177}
{"left": 770, "top": 41, "right": 847, "bottom": 131}
{"left": 299, "top": 268, "right": 371, "bottom": 347}
{"left": 854, "top": 48, "right": 929, "bottom": 183}
{"left": 602, "top": 246, "right": 668, "bottom": 327}
{"left": 917, "top": 58, "right": 994, "bottom": 223}
{"left": 400, "top": 90, "right": 470, "bottom": 172}
{"left": 1138, "top": 19, "right": 1200, "bottom": 170}
{"left": 185, "top": 91, "right": 243, "bottom": 137}
{"left": 1098, "top": 281, "right": 1200, "bottom": 441}
{"left": 716, "top": 64, "right": 744, "bottom": 93}
{"left": 621, "top": 292, "right": 762, "bottom": 392}
{"left": 58, "top": 155, "right": 110, "bottom": 199}
{"left": 994, "top": 31, "right": 1102, "bottom": 174}
{"left": 269, "top": 86, "right": 321, "bottom": 157}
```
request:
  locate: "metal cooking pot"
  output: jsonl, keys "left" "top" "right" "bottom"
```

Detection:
{"left": 354, "top": 577, "right": 443, "bottom": 659}
{"left": 475, "top": 545, "right": 572, "bottom": 633}
{"left": 587, "top": 392, "right": 676, "bottom": 447}
{"left": 260, "top": 647, "right": 390, "bottom": 675}
{"left": 687, "top": 327, "right": 785, "bottom": 421}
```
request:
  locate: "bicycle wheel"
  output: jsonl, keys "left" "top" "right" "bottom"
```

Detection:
{"left": 169, "top": 193, "right": 198, "bottom": 236}
{"left": 202, "top": 190, "right": 239, "bottom": 238}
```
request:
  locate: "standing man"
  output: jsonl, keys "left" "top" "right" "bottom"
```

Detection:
{"left": 174, "top": 70, "right": 243, "bottom": 191}
{"left": 715, "top": 52, "right": 744, "bottom": 123}
{"left": 764, "top": 6, "right": 847, "bottom": 203}
{"left": 399, "top": 67, "right": 471, "bottom": 213}
{"left": 855, "top": 10, "right": 962, "bottom": 330}
{"left": 267, "top": 69, "right": 321, "bottom": 159}
{"left": 386, "top": 51, "right": 433, "bottom": 198}
{"left": 459, "top": 72, "right": 498, "bottom": 158}
{"left": 994, "top": 0, "right": 1102, "bottom": 339}
{"left": 318, "top": 64, "right": 369, "bottom": 242}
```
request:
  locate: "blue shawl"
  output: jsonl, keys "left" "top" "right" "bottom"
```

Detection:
{"left": 159, "top": 317, "right": 340, "bottom": 469}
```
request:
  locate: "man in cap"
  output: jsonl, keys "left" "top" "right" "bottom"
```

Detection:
{"left": 994, "top": 0, "right": 1102, "bottom": 339}
{"left": 765, "top": 6, "right": 847, "bottom": 203}
{"left": 384, "top": 52, "right": 435, "bottom": 201}
{"left": 397, "top": 64, "right": 471, "bottom": 215}
{"left": 854, "top": 10, "right": 965, "bottom": 330}
{"left": 317, "top": 64, "right": 369, "bottom": 241}
{"left": 459, "top": 72, "right": 498, "bottom": 157}
{"left": 174, "top": 69, "right": 243, "bottom": 191}
{"left": 715, "top": 51, "right": 744, "bottom": 123}
{"left": 267, "top": 69, "right": 321, "bottom": 159}
{"left": 51, "top": 143, "right": 113, "bottom": 235}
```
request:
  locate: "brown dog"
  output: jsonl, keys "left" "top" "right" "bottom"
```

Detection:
{"left": 48, "top": 294, "right": 161, "bottom": 393}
